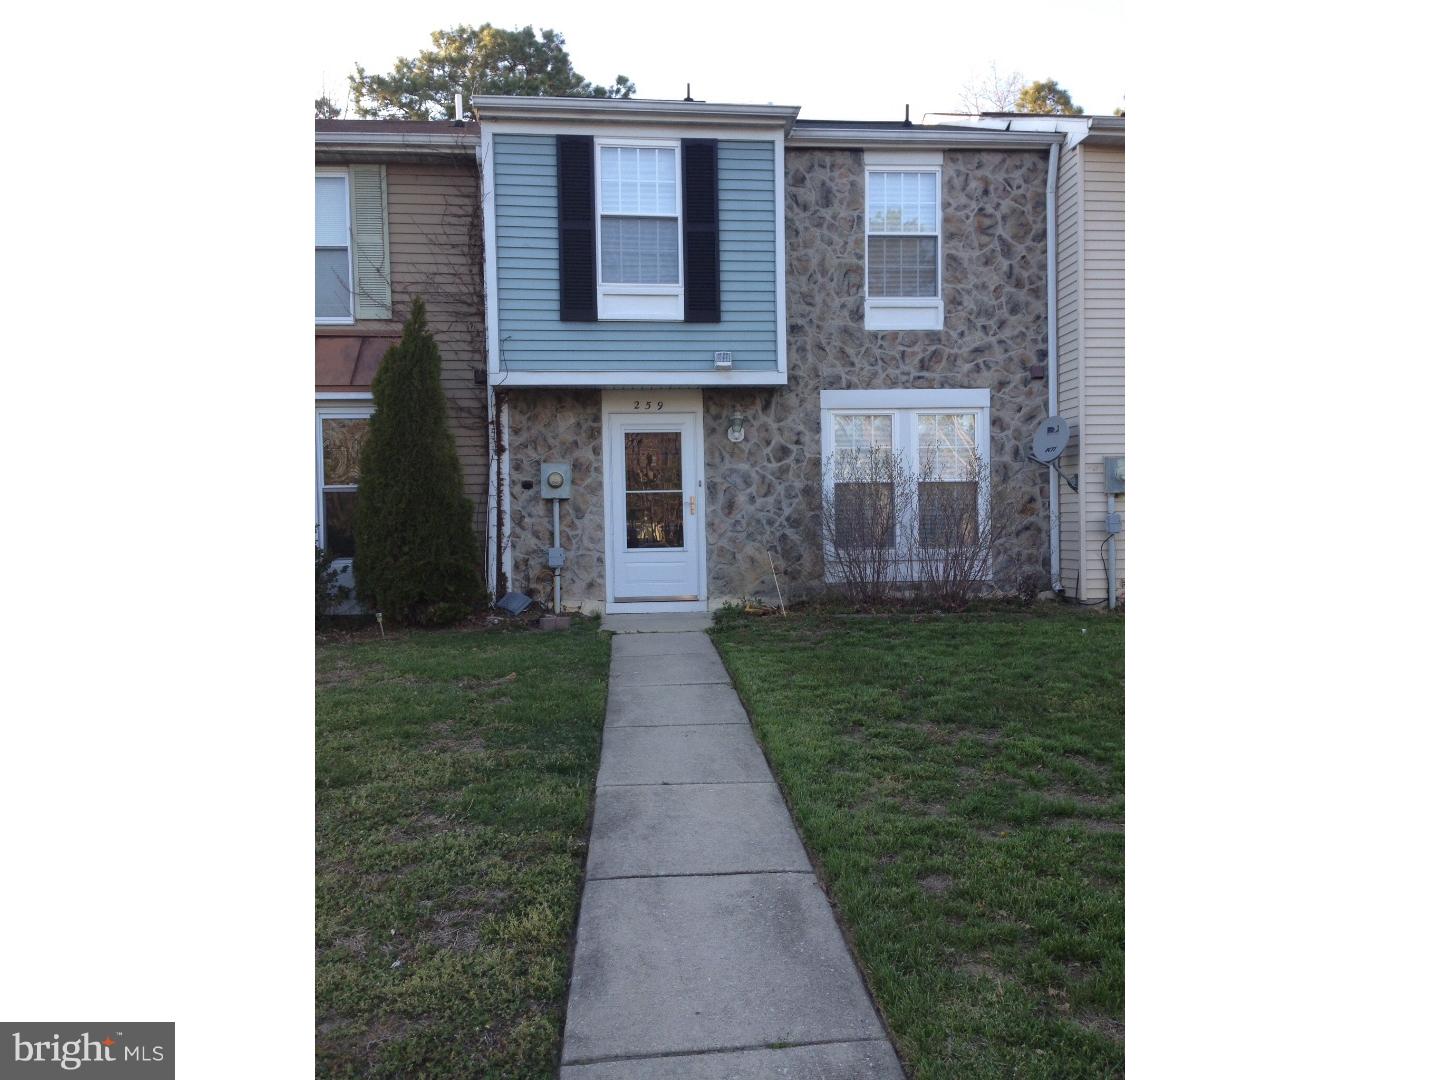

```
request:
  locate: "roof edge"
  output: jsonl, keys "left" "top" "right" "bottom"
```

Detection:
{"left": 786, "top": 124, "right": 1063, "bottom": 150}
{"left": 471, "top": 95, "right": 801, "bottom": 132}
{"left": 315, "top": 128, "right": 480, "bottom": 154}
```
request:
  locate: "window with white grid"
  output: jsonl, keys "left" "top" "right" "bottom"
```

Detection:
{"left": 820, "top": 390, "right": 991, "bottom": 569}
{"left": 862, "top": 155, "right": 943, "bottom": 331}
{"left": 866, "top": 170, "right": 939, "bottom": 298}
{"left": 599, "top": 144, "right": 681, "bottom": 286}
{"left": 595, "top": 140, "right": 685, "bottom": 319}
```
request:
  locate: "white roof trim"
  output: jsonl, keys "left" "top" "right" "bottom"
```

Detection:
{"left": 471, "top": 95, "right": 800, "bottom": 131}
{"left": 786, "top": 125, "right": 1063, "bottom": 150}
{"left": 919, "top": 113, "right": 1124, "bottom": 149}
{"left": 315, "top": 129, "right": 480, "bottom": 152}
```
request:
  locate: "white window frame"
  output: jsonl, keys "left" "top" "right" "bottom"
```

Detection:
{"left": 594, "top": 137, "right": 685, "bottom": 322}
{"left": 316, "top": 168, "right": 354, "bottom": 326}
{"left": 863, "top": 151, "right": 943, "bottom": 332}
{"left": 819, "top": 389, "right": 991, "bottom": 579}
{"left": 315, "top": 405, "right": 373, "bottom": 562}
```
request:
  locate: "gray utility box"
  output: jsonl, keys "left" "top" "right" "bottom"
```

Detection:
{"left": 1103, "top": 456, "right": 1125, "bottom": 494}
{"left": 540, "top": 462, "right": 572, "bottom": 499}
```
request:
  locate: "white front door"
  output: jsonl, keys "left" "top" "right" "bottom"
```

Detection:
{"left": 605, "top": 393, "right": 705, "bottom": 610}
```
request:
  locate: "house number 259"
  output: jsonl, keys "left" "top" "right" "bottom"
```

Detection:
{"left": 633, "top": 400, "right": 664, "bottom": 411}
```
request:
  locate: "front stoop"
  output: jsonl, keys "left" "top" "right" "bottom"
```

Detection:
{"left": 560, "top": 630, "right": 905, "bottom": 1079}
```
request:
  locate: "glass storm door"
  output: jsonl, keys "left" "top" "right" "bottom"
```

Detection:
{"left": 609, "top": 412, "right": 702, "bottom": 603}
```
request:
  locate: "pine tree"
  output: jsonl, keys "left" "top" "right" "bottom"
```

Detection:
{"left": 349, "top": 24, "right": 634, "bottom": 121}
{"left": 1016, "top": 79, "right": 1084, "bottom": 116}
{"left": 353, "top": 298, "right": 484, "bottom": 624}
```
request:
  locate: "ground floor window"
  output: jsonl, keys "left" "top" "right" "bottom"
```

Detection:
{"left": 316, "top": 407, "right": 372, "bottom": 558}
{"left": 819, "top": 389, "right": 991, "bottom": 569}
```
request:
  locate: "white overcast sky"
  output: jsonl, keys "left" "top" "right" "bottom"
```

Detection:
{"left": 313, "top": 0, "right": 1127, "bottom": 120}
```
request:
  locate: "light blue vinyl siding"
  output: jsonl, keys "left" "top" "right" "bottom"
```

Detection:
{"left": 492, "top": 134, "right": 778, "bottom": 371}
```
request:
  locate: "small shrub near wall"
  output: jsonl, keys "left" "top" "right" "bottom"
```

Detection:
{"left": 316, "top": 541, "right": 349, "bottom": 622}
{"left": 352, "top": 298, "right": 486, "bottom": 625}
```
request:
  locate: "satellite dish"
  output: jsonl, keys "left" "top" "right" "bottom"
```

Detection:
{"left": 1031, "top": 416, "right": 1070, "bottom": 463}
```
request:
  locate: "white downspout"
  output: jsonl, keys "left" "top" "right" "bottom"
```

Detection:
{"left": 1046, "top": 140, "right": 1061, "bottom": 592}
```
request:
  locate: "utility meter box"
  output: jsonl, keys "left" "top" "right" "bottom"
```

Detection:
{"left": 1103, "top": 456, "right": 1125, "bottom": 494}
{"left": 540, "top": 463, "right": 571, "bottom": 499}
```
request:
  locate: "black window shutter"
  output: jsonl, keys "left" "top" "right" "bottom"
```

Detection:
{"left": 682, "top": 139, "right": 721, "bottom": 323}
{"left": 556, "top": 135, "right": 597, "bottom": 322}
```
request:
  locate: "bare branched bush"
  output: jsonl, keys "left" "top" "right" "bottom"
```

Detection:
{"left": 908, "top": 447, "right": 1020, "bottom": 610}
{"left": 819, "top": 448, "right": 914, "bottom": 605}
{"left": 819, "top": 437, "right": 1031, "bottom": 610}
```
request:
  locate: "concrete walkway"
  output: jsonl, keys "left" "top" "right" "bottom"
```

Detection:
{"left": 560, "top": 621, "right": 904, "bottom": 1079}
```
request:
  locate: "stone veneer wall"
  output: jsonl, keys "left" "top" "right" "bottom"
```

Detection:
{"left": 702, "top": 147, "right": 1054, "bottom": 604}
{"left": 501, "top": 146, "right": 1053, "bottom": 609}
{"left": 502, "top": 389, "right": 606, "bottom": 606}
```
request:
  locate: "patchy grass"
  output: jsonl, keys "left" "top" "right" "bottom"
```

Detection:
{"left": 710, "top": 607, "right": 1124, "bottom": 1080}
{"left": 316, "top": 620, "right": 610, "bottom": 1078}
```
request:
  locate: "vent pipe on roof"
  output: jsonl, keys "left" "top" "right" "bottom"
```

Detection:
{"left": 904, "top": 104, "right": 912, "bottom": 127}
{"left": 454, "top": 92, "right": 464, "bottom": 123}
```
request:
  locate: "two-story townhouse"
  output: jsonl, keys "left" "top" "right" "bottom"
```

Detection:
{"left": 476, "top": 96, "right": 1062, "bottom": 614}
{"left": 313, "top": 120, "right": 487, "bottom": 602}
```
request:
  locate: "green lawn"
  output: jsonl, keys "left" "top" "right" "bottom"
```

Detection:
{"left": 710, "top": 607, "right": 1124, "bottom": 1079}
{"left": 315, "top": 620, "right": 610, "bottom": 1078}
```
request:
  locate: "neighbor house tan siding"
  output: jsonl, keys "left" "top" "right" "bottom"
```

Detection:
{"left": 317, "top": 159, "right": 489, "bottom": 548}
{"left": 1055, "top": 142, "right": 1124, "bottom": 602}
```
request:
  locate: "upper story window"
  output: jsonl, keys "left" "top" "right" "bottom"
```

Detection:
{"left": 864, "top": 153, "right": 943, "bottom": 331}
{"left": 316, "top": 171, "right": 353, "bottom": 324}
{"left": 315, "top": 166, "right": 392, "bottom": 325}
{"left": 596, "top": 140, "right": 684, "bottom": 320}
{"left": 600, "top": 146, "right": 680, "bottom": 285}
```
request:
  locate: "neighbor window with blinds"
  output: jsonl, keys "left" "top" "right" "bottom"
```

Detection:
{"left": 864, "top": 158, "right": 943, "bottom": 331}
{"left": 315, "top": 171, "right": 353, "bottom": 323}
{"left": 316, "top": 410, "right": 372, "bottom": 558}
{"left": 820, "top": 389, "right": 991, "bottom": 570}
{"left": 596, "top": 140, "right": 684, "bottom": 320}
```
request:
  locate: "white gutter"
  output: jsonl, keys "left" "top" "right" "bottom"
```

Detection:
{"left": 1046, "top": 141, "right": 1062, "bottom": 592}
{"left": 787, "top": 125, "right": 1062, "bottom": 150}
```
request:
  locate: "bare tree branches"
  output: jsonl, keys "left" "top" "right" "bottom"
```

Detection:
{"left": 957, "top": 62, "right": 1024, "bottom": 114}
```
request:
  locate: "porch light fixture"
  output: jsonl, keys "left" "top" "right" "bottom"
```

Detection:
{"left": 727, "top": 412, "right": 746, "bottom": 443}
